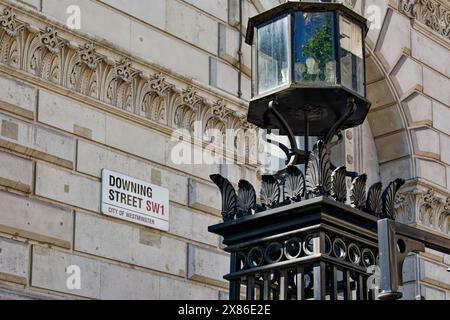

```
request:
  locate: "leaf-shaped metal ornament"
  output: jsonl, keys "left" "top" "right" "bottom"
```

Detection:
{"left": 305, "top": 140, "right": 331, "bottom": 197}
{"left": 381, "top": 178, "right": 405, "bottom": 220}
{"left": 284, "top": 166, "right": 305, "bottom": 203}
{"left": 350, "top": 174, "right": 367, "bottom": 209}
{"left": 260, "top": 175, "right": 280, "bottom": 209}
{"left": 237, "top": 180, "right": 256, "bottom": 218}
{"left": 331, "top": 166, "right": 347, "bottom": 203}
{"left": 365, "top": 182, "right": 383, "bottom": 217}
{"left": 210, "top": 174, "right": 237, "bottom": 222}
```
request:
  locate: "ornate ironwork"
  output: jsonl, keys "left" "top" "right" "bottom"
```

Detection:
{"left": 350, "top": 174, "right": 367, "bottom": 210}
{"left": 237, "top": 180, "right": 256, "bottom": 218}
{"left": 209, "top": 125, "right": 412, "bottom": 302}
{"left": 306, "top": 140, "right": 331, "bottom": 197}
{"left": 331, "top": 166, "right": 347, "bottom": 203}
{"left": 284, "top": 166, "right": 305, "bottom": 203}
{"left": 260, "top": 175, "right": 280, "bottom": 209}
{"left": 210, "top": 174, "right": 236, "bottom": 222}
{"left": 211, "top": 140, "right": 406, "bottom": 223}
{"left": 366, "top": 182, "right": 383, "bottom": 217}
{"left": 382, "top": 179, "right": 406, "bottom": 220}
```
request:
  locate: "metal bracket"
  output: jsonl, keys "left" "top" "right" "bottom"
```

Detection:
{"left": 265, "top": 100, "right": 309, "bottom": 174}
{"left": 324, "top": 97, "right": 357, "bottom": 144}
{"left": 377, "top": 219, "right": 450, "bottom": 300}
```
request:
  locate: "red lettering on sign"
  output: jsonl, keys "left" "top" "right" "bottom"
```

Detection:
{"left": 146, "top": 201, "right": 165, "bottom": 215}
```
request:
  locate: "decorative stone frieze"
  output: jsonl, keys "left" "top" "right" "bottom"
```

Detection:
{"left": 395, "top": 184, "right": 450, "bottom": 235}
{"left": 400, "top": 0, "right": 450, "bottom": 40}
{"left": 0, "top": 6, "right": 257, "bottom": 159}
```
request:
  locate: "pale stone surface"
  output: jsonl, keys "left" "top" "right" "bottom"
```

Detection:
{"left": 433, "top": 101, "right": 450, "bottom": 135}
{"left": 214, "top": 58, "right": 239, "bottom": 96}
{"left": 366, "top": 80, "right": 395, "bottom": 109}
{"left": 367, "top": 104, "right": 404, "bottom": 137}
{"left": 38, "top": 90, "right": 106, "bottom": 143}
{"left": 402, "top": 93, "right": 432, "bottom": 126}
{"left": 411, "top": 128, "right": 440, "bottom": 158}
{"left": 105, "top": 115, "right": 166, "bottom": 164}
{"left": 76, "top": 141, "right": 188, "bottom": 205}
{"left": 364, "top": 0, "right": 388, "bottom": 45}
{"left": 188, "top": 244, "right": 229, "bottom": 287}
{"left": 402, "top": 255, "right": 417, "bottom": 283}
{"left": 42, "top": 0, "right": 132, "bottom": 50}
{"left": 35, "top": 163, "right": 101, "bottom": 212}
{"left": 100, "top": 0, "right": 166, "bottom": 30}
{"left": 165, "top": 139, "right": 221, "bottom": 181}
{"left": 130, "top": 20, "right": 210, "bottom": 83}
{"left": 11, "top": 0, "right": 41, "bottom": 9}
{"left": 0, "top": 238, "right": 29, "bottom": 285}
{"left": 423, "top": 67, "right": 450, "bottom": 106}
{"left": 400, "top": 282, "right": 418, "bottom": 300}
{"left": 99, "top": 263, "right": 160, "bottom": 300}
{"left": 0, "top": 75, "right": 36, "bottom": 118}
{"left": 166, "top": 0, "right": 218, "bottom": 55}
{"left": 188, "top": 178, "right": 221, "bottom": 215}
{"left": 419, "top": 258, "right": 450, "bottom": 289}
{"left": 374, "top": 131, "right": 410, "bottom": 163}
{"left": 0, "top": 151, "right": 33, "bottom": 193}
{"left": 361, "top": 120, "right": 381, "bottom": 187}
{"left": 415, "top": 158, "right": 447, "bottom": 188}
{"left": 32, "top": 246, "right": 102, "bottom": 299}
{"left": 184, "top": 0, "right": 228, "bottom": 21}
{"left": 32, "top": 245, "right": 208, "bottom": 300}
{"left": 390, "top": 56, "right": 422, "bottom": 97}
{"left": 375, "top": 10, "right": 411, "bottom": 70}
{"left": 440, "top": 134, "right": 450, "bottom": 165}
{"left": 74, "top": 212, "right": 186, "bottom": 277}
{"left": 411, "top": 31, "right": 450, "bottom": 78}
{"left": 365, "top": 56, "right": 384, "bottom": 84}
{"left": 380, "top": 157, "right": 412, "bottom": 187}
{"left": 159, "top": 276, "right": 218, "bottom": 300}
{"left": 0, "top": 114, "right": 75, "bottom": 168}
{"left": 419, "top": 284, "right": 446, "bottom": 300}
{"left": 0, "top": 191, "right": 73, "bottom": 248}
{"left": 169, "top": 205, "right": 220, "bottom": 247}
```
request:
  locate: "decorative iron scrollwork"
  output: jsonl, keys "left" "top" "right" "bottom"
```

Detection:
{"left": 351, "top": 174, "right": 367, "bottom": 209}
{"left": 261, "top": 175, "right": 281, "bottom": 209}
{"left": 366, "top": 182, "right": 383, "bottom": 217}
{"left": 210, "top": 174, "right": 237, "bottom": 222}
{"left": 237, "top": 180, "right": 256, "bottom": 218}
{"left": 284, "top": 166, "right": 305, "bottom": 203}
{"left": 211, "top": 140, "right": 406, "bottom": 223}
{"left": 381, "top": 179, "right": 406, "bottom": 220}
{"left": 306, "top": 140, "right": 331, "bottom": 196}
{"left": 331, "top": 166, "right": 347, "bottom": 203}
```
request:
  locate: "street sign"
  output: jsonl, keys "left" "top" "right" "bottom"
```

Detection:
{"left": 101, "top": 169, "right": 169, "bottom": 231}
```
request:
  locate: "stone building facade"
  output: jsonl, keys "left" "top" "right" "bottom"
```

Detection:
{"left": 0, "top": 0, "right": 448, "bottom": 300}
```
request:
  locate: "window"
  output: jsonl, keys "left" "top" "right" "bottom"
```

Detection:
{"left": 256, "top": 15, "right": 290, "bottom": 94}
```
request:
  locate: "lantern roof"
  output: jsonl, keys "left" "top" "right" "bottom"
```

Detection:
{"left": 245, "top": 1, "right": 369, "bottom": 45}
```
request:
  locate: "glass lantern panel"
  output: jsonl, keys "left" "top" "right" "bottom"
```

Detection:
{"left": 257, "top": 15, "right": 290, "bottom": 95}
{"left": 339, "top": 15, "right": 364, "bottom": 95}
{"left": 294, "top": 11, "right": 336, "bottom": 85}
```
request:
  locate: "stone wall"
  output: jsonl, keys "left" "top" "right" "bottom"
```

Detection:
{"left": 0, "top": 0, "right": 274, "bottom": 299}
{"left": 0, "top": 0, "right": 448, "bottom": 300}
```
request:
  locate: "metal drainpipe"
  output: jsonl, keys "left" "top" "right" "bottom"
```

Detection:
{"left": 237, "top": 0, "right": 243, "bottom": 99}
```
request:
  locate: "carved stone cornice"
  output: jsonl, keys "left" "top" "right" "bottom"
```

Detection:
{"left": 395, "top": 184, "right": 450, "bottom": 236}
{"left": 399, "top": 0, "right": 450, "bottom": 40}
{"left": 0, "top": 5, "right": 260, "bottom": 163}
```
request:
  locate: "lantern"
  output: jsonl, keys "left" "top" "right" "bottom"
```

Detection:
{"left": 246, "top": 1, "right": 370, "bottom": 138}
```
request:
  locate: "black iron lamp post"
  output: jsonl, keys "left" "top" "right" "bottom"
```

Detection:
{"left": 246, "top": 1, "right": 370, "bottom": 167}
{"left": 208, "top": 2, "right": 449, "bottom": 301}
